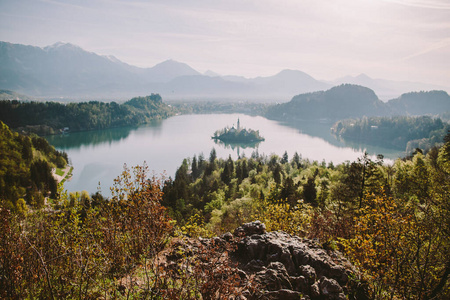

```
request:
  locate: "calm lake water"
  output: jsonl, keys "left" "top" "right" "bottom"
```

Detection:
{"left": 46, "top": 114, "right": 404, "bottom": 195}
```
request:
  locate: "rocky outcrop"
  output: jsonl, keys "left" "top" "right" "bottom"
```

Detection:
{"left": 163, "top": 221, "right": 368, "bottom": 299}
{"left": 230, "top": 221, "right": 365, "bottom": 299}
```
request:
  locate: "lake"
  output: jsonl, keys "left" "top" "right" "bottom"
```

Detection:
{"left": 46, "top": 114, "right": 404, "bottom": 195}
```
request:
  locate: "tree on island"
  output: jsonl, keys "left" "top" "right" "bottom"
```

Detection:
{"left": 212, "top": 118, "right": 264, "bottom": 143}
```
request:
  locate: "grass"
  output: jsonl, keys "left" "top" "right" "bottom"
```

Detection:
{"left": 56, "top": 168, "right": 65, "bottom": 176}
{"left": 60, "top": 167, "right": 74, "bottom": 185}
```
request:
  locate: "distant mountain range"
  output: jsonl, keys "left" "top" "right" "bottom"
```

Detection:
{"left": 0, "top": 41, "right": 448, "bottom": 101}
{"left": 266, "top": 84, "right": 450, "bottom": 121}
{"left": 331, "top": 74, "right": 447, "bottom": 101}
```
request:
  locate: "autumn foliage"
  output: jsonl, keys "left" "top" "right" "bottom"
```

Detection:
{"left": 2, "top": 128, "right": 450, "bottom": 298}
{"left": 0, "top": 164, "right": 173, "bottom": 298}
{"left": 0, "top": 163, "right": 258, "bottom": 299}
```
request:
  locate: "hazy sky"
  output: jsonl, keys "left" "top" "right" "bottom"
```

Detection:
{"left": 1, "top": 0, "right": 449, "bottom": 86}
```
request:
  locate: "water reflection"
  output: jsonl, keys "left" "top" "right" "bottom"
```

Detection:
{"left": 333, "top": 135, "right": 406, "bottom": 158}
{"left": 45, "top": 119, "right": 163, "bottom": 149}
{"left": 45, "top": 126, "right": 137, "bottom": 149}
{"left": 277, "top": 119, "right": 402, "bottom": 159}
{"left": 278, "top": 119, "right": 342, "bottom": 147}
{"left": 213, "top": 139, "right": 262, "bottom": 157}
{"left": 44, "top": 113, "right": 405, "bottom": 195}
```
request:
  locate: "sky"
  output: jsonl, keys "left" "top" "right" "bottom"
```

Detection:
{"left": 0, "top": 0, "right": 449, "bottom": 86}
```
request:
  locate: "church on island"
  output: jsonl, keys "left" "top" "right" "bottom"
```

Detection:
{"left": 212, "top": 118, "right": 265, "bottom": 143}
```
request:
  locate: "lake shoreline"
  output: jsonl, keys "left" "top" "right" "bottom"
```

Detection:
{"left": 46, "top": 114, "right": 403, "bottom": 194}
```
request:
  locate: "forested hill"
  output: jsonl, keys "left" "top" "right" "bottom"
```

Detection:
{"left": 387, "top": 90, "right": 450, "bottom": 115}
{"left": 332, "top": 116, "right": 450, "bottom": 152}
{"left": 266, "top": 84, "right": 387, "bottom": 120}
{"left": 266, "top": 84, "right": 450, "bottom": 121}
{"left": 0, "top": 121, "right": 67, "bottom": 211}
{"left": 0, "top": 94, "right": 175, "bottom": 135}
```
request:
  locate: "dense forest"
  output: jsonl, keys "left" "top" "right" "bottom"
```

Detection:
{"left": 0, "top": 94, "right": 174, "bottom": 135}
{"left": 162, "top": 137, "right": 450, "bottom": 298}
{"left": 265, "top": 84, "right": 387, "bottom": 120}
{"left": 0, "top": 121, "right": 67, "bottom": 211}
{"left": 332, "top": 116, "right": 450, "bottom": 152}
{"left": 265, "top": 85, "right": 450, "bottom": 121}
{"left": 388, "top": 90, "right": 450, "bottom": 116}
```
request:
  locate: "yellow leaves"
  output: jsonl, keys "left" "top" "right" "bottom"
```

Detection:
{"left": 252, "top": 198, "right": 313, "bottom": 237}
{"left": 180, "top": 214, "right": 214, "bottom": 238}
{"left": 339, "top": 187, "right": 450, "bottom": 299}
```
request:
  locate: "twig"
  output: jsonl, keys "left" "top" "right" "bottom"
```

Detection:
{"left": 23, "top": 234, "right": 55, "bottom": 300}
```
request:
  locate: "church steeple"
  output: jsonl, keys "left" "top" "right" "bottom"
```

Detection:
{"left": 237, "top": 118, "right": 240, "bottom": 131}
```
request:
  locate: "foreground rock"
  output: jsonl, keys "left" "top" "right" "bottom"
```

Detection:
{"left": 232, "top": 221, "right": 369, "bottom": 299}
{"left": 164, "top": 221, "right": 369, "bottom": 299}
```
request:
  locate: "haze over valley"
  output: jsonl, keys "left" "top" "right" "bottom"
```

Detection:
{"left": 1, "top": 41, "right": 449, "bottom": 102}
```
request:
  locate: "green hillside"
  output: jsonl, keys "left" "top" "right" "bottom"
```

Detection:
{"left": 332, "top": 116, "right": 450, "bottom": 152}
{"left": 266, "top": 85, "right": 450, "bottom": 121}
{"left": 266, "top": 84, "right": 387, "bottom": 120}
{"left": 0, "top": 94, "right": 174, "bottom": 135}
{"left": 0, "top": 121, "right": 67, "bottom": 210}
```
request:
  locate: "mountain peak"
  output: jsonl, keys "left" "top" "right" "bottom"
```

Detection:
{"left": 146, "top": 59, "right": 201, "bottom": 82}
{"left": 278, "top": 69, "right": 306, "bottom": 74}
{"left": 153, "top": 59, "right": 190, "bottom": 68}
{"left": 355, "top": 73, "right": 372, "bottom": 80}
{"left": 50, "top": 41, "right": 68, "bottom": 47}
{"left": 273, "top": 69, "right": 315, "bottom": 80}
{"left": 44, "top": 42, "right": 82, "bottom": 52}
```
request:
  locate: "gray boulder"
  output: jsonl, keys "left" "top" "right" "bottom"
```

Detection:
{"left": 231, "top": 222, "right": 364, "bottom": 299}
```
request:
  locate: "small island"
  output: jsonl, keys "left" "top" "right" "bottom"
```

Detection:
{"left": 212, "top": 118, "right": 265, "bottom": 143}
